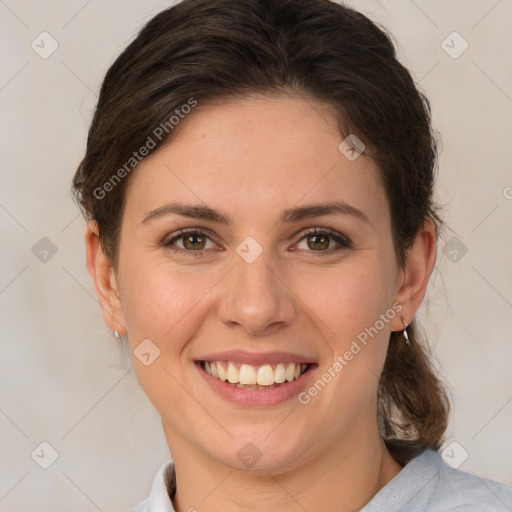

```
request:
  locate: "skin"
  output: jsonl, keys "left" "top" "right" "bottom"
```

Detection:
{"left": 86, "top": 95, "right": 436, "bottom": 512}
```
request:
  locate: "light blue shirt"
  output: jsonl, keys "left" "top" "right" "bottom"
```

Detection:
{"left": 132, "top": 449, "right": 512, "bottom": 511}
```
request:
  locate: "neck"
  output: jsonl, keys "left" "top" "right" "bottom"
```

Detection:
{"left": 165, "top": 421, "right": 403, "bottom": 512}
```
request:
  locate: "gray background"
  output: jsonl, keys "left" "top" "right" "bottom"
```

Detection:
{"left": 1, "top": 0, "right": 511, "bottom": 510}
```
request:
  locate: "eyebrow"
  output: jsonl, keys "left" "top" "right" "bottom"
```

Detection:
{"left": 141, "top": 200, "right": 371, "bottom": 226}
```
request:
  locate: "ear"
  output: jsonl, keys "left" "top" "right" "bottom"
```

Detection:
{"left": 391, "top": 218, "right": 437, "bottom": 331}
{"left": 85, "top": 221, "right": 127, "bottom": 335}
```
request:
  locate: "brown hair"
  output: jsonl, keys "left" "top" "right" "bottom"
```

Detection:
{"left": 72, "top": 0, "right": 450, "bottom": 464}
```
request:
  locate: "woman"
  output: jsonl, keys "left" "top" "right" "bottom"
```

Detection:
{"left": 72, "top": 0, "right": 512, "bottom": 510}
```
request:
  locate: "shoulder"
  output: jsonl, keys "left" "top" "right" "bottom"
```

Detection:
{"left": 431, "top": 451, "right": 512, "bottom": 510}
{"left": 363, "top": 449, "right": 512, "bottom": 511}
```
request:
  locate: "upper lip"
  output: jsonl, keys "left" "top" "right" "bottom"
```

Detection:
{"left": 195, "top": 350, "right": 317, "bottom": 366}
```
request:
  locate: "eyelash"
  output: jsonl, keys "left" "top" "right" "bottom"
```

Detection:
{"left": 162, "top": 227, "right": 352, "bottom": 257}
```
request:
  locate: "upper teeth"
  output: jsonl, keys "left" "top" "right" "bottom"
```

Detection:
{"left": 204, "top": 361, "right": 308, "bottom": 385}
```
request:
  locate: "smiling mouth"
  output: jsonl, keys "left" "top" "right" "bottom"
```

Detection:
{"left": 198, "top": 360, "right": 312, "bottom": 390}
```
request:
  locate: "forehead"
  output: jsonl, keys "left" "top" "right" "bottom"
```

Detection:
{"left": 124, "top": 95, "right": 388, "bottom": 228}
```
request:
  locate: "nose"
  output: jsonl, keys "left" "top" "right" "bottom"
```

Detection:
{"left": 217, "top": 249, "right": 298, "bottom": 337}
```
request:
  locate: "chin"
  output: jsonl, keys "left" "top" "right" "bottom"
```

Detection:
{"left": 207, "top": 431, "right": 309, "bottom": 473}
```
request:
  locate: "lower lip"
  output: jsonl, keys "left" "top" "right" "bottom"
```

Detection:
{"left": 195, "top": 362, "right": 317, "bottom": 407}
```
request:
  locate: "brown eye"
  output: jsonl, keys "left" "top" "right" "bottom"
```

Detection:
{"left": 163, "top": 229, "right": 217, "bottom": 253}
{"left": 181, "top": 233, "right": 206, "bottom": 250}
{"left": 295, "top": 228, "right": 351, "bottom": 252}
{"left": 306, "top": 233, "right": 330, "bottom": 251}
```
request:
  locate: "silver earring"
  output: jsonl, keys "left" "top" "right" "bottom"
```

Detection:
{"left": 402, "top": 320, "right": 410, "bottom": 345}
{"left": 114, "top": 331, "right": 120, "bottom": 338}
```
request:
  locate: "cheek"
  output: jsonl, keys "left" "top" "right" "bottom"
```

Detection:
{"left": 296, "top": 266, "right": 396, "bottom": 413}
{"left": 293, "top": 253, "right": 397, "bottom": 402}
{"left": 290, "top": 254, "right": 398, "bottom": 347}
{"left": 118, "top": 252, "right": 218, "bottom": 352}
{"left": 117, "top": 256, "right": 211, "bottom": 415}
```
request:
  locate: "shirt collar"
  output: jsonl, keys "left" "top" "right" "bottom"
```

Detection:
{"left": 145, "top": 460, "right": 176, "bottom": 512}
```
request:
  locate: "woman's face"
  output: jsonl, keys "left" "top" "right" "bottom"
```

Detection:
{"left": 110, "top": 96, "right": 408, "bottom": 470}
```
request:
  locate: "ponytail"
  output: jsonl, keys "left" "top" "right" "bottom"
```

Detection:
{"left": 379, "top": 321, "right": 451, "bottom": 465}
